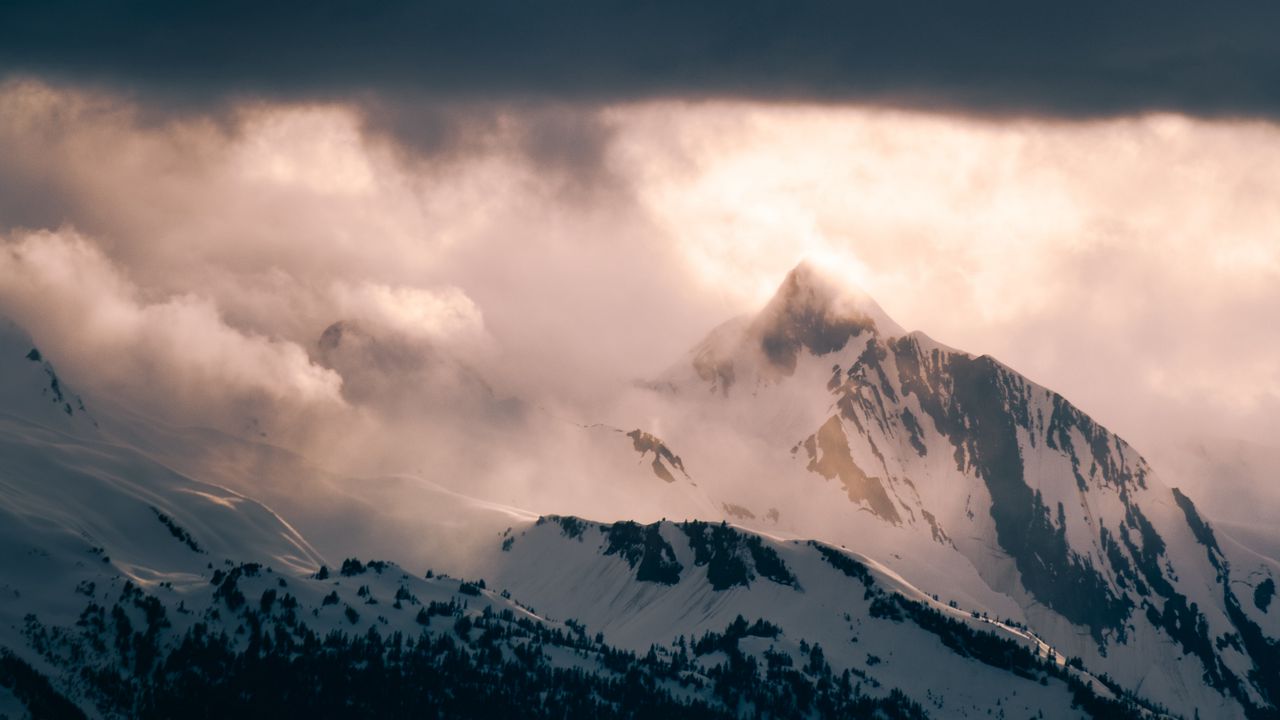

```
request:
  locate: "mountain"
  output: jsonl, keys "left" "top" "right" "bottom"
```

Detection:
{"left": 616, "top": 262, "right": 1280, "bottom": 717}
{"left": 0, "top": 316, "right": 1126, "bottom": 719}
{"left": 0, "top": 259, "right": 1278, "bottom": 719}
{"left": 0, "top": 318, "right": 96, "bottom": 434}
{"left": 313, "top": 319, "right": 521, "bottom": 422}
{"left": 484, "top": 515, "right": 1161, "bottom": 718}
{"left": 302, "top": 318, "right": 717, "bottom": 522}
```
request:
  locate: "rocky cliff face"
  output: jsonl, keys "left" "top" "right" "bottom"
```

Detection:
{"left": 1, "top": 262, "right": 1276, "bottom": 718}
{"left": 638, "top": 263, "right": 1280, "bottom": 717}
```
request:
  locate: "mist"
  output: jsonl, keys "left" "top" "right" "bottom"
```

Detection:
{"left": 1, "top": 79, "right": 1278, "bottom": 532}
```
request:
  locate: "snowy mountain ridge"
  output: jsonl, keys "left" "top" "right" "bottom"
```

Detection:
{"left": 616, "top": 262, "right": 1280, "bottom": 717}
{"left": 0, "top": 262, "right": 1277, "bottom": 718}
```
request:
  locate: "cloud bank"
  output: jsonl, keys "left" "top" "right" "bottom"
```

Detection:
{"left": 0, "top": 80, "right": 1276, "bottom": 505}
{"left": 0, "top": 229, "right": 344, "bottom": 426}
{"left": 3, "top": 1, "right": 1280, "bottom": 121}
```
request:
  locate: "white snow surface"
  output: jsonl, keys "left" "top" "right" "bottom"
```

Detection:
{"left": 1, "top": 260, "right": 1277, "bottom": 718}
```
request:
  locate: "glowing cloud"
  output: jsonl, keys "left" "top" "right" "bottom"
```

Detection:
{"left": 0, "top": 229, "right": 345, "bottom": 424}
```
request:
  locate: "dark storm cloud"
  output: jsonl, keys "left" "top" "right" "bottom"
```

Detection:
{"left": 2, "top": 1, "right": 1280, "bottom": 119}
{"left": 357, "top": 98, "right": 624, "bottom": 199}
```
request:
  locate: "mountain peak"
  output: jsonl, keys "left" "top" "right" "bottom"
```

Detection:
{"left": 677, "top": 262, "right": 907, "bottom": 393}
{"left": 781, "top": 258, "right": 829, "bottom": 288}
{"left": 771, "top": 261, "right": 851, "bottom": 316}
{"left": 770, "top": 261, "right": 902, "bottom": 331}
{"left": 750, "top": 261, "right": 904, "bottom": 374}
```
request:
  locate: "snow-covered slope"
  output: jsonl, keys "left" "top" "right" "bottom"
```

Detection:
{"left": 481, "top": 515, "right": 1158, "bottom": 718}
{"left": 2, "top": 253, "right": 1278, "bottom": 720}
{"left": 0, "top": 320, "right": 1129, "bottom": 719}
{"left": 0, "top": 318, "right": 96, "bottom": 434}
{"left": 604, "top": 262, "right": 1280, "bottom": 717}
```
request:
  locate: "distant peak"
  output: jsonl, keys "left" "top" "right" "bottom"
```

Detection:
{"left": 775, "top": 260, "right": 889, "bottom": 319}
{"left": 752, "top": 263, "right": 905, "bottom": 372}
{"left": 773, "top": 261, "right": 852, "bottom": 315}
{"left": 680, "top": 262, "right": 908, "bottom": 390}
{"left": 783, "top": 258, "right": 830, "bottom": 286}
{"left": 317, "top": 319, "right": 366, "bottom": 353}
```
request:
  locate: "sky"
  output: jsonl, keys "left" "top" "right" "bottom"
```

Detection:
{"left": 0, "top": 3, "right": 1277, "bottom": 495}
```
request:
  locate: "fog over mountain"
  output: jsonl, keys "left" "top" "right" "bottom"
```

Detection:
{"left": 2, "top": 5, "right": 1279, "bottom": 718}
{"left": 2, "top": 82, "right": 1279, "bottom": 471}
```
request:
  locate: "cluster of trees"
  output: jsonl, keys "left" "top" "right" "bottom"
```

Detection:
{"left": 678, "top": 520, "right": 798, "bottom": 590}
{"left": 873, "top": 590, "right": 1160, "bottom": 719}
{"left": 149, "top": 506, "right": 204, "bottom": 554}
{"left": 811, "top": 538, "right": 1162, "bottom": 719}
{"left": 542, "top": 516, "right": 799, "bottom": 591}
{"left": 681, "top": 615, "right": 922, "bottom": 718}
{"left": 603, "top": 521, "right": 683, "bottom": 585}
{"left": 0, "top": 648, "right": 86, "bottom": 720}
{"left": 10, "top": 544, "right": 1202, "bottom": 719}
{"left": 14, "top": 565, "right": 934, "bottom": 719}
